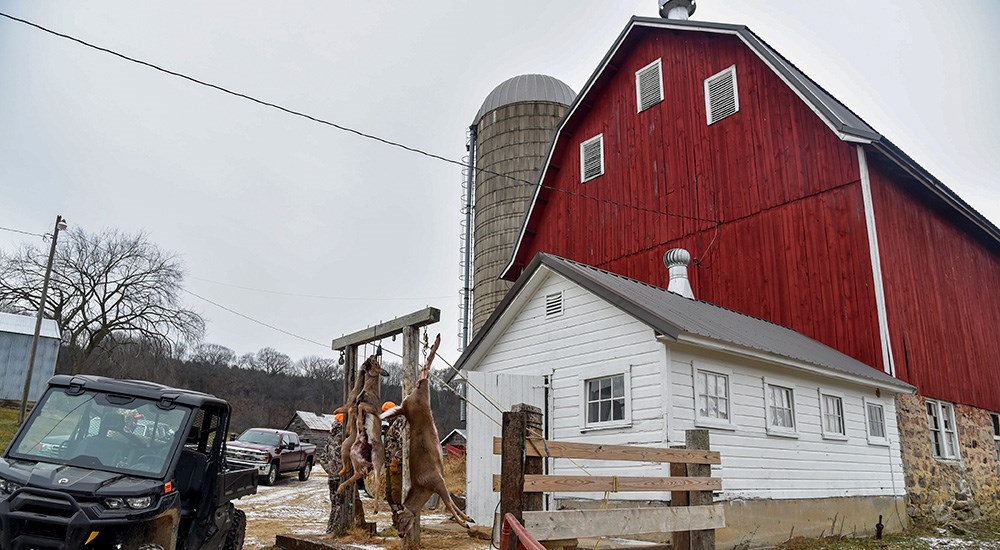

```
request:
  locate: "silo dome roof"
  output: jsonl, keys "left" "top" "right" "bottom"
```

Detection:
{"left": 475, "top": 74, "right": 576, "bottom": 122}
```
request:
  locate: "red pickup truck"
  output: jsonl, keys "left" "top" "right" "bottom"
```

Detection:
{"left": 225, "top": 428, "right": 316, "bottom": 485}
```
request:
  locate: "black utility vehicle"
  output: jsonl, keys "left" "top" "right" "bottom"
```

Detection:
{"left": 0, "top": 375, "right": 257, "bottom": 549}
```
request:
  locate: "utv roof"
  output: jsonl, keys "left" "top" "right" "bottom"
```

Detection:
{"left": 47, "top": 375, "right": 229, "bottom": 409}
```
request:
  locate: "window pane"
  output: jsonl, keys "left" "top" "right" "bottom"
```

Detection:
{"left": 718, "top": 397, "right": 729, "bottom": 420}
{"left": 589, "top": 380, "right": 600, "bottom": 402}
{"left": 612, "top": 398, "right": 625, "bottom": 421}
{"left": 717, "top": 375, "right": 728, "bottom": 398}
{"left": 612, "top": 376, "right": 624, "bottom": 398}
{"left": 698, "top": 395, "right": 708, "bottom": 418}
{"left": 600, "top": 401, "right": 612, "bottom": 422}
{"left": 600, "top": 378, "right": 612, "bottom": 400}
{"left": 588, "top": 402, "right": 599, "bottom": 423}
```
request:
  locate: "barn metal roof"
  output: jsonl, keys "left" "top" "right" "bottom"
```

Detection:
{"left": 455, "top": 253, "right": 914, "bottom": 393}
{"left": 474, "top": 74, "right": 576, "bottom": 123}
{"left": 0, "top": 312, "right": 61, "bottom": 340}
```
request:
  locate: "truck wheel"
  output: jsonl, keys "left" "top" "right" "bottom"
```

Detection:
{"left": 298, "top": 459, "right": 312, "bottom": 481}
{"left": 223, "top": 507, "right": 246, "bottom": 550}
{"left": 263, "top": 462, "right": 279, "bottom": 486}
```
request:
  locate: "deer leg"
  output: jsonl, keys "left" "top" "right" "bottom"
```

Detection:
{"left": 397, "top": 486, "right": 434, "bottom": 538}
{"left": 336, "top": 467, "right": 368, "bottom": 494}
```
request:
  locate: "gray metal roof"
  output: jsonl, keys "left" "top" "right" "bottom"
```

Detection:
{"left": 0, "top": 312, "right": 61, "bottom": 340}
{"left": 292, "top": 410, "right": 338, "bottom": 431}
{"left": 474, "top": 74, "right": 576, "bottom": 123}
{"left": 456, "top": 253, "right": 913, "bottom": 392}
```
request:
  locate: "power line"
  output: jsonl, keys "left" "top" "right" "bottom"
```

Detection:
{"left": 181, "top": 288, "right": 330, "bottom": 349}
{"left": 0, "top": 225, "right": 46, "bottom": 238}
{"left": 0, "top": 10, "right": 721, "bottom": 229}
{"left": 188, "top": 275, "right": 452, "bottom": 302}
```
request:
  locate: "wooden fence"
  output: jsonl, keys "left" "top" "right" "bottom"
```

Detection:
{"left": 494, "top": 404, "right": 725, "bottom": 550}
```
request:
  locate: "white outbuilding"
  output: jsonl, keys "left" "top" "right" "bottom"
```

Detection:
{"left": 0, "top": 312, "right": 61, "bottom": 402}
{"left": 453, "top": 252, "right": 915, "bottom": 546}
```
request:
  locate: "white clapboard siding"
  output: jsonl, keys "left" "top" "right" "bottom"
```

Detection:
{"left": 465, "top": 371, "right": 545, "bottom": 526}
{"left": 669, "top": 349, "right": 906, "bottom": 500}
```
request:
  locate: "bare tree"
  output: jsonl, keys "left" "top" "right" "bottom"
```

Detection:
{"left": 242, "top": 347, "right": 293, "bottom": 376}
{"left": 192, "top": 343, "right": 237, "bottom": 367}
{"left": 0, "top": 228, "right": 205, "bottom": 374}
{"left": 297, "top": 355, "right": 338, "bottom": 380}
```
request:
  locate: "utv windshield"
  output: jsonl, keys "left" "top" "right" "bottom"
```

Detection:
{"left": 9, "top": 388, "right": 189, "bottom": 478}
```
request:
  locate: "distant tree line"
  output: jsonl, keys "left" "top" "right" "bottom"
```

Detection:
{"left": 1, "top": 226, "right": 463, "bottom": 436}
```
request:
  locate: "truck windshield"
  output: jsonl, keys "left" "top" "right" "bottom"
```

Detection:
{"left": 9, "top": 389, "right": 189, "bottom": 478}
{"left": 237, "top": 431, "right": 280, "bottom": 447}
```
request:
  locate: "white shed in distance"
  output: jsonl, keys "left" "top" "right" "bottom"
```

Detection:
{"left": 0, "top": 312, "right": 61, "bottom": 402}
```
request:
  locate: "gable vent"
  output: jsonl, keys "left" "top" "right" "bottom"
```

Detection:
{"left": 545, "top": 291, "right": 564, "bottom": 317}
{"left": 636, "top": 59, "right": 664, "bottom": 112}
{"left": 705, "top": 65, "right": 739, "bottom": 125}
{"left": 580, "top": 134, "right": 604, "bottom": 183}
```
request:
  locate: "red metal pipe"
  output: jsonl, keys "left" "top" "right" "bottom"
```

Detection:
{"left": 501, "top": 513, "right": 546, "bottom": 550}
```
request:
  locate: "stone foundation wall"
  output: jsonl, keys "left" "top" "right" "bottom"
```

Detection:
{"left": 896, "top": 393, "right": 1000, "bottom": 523}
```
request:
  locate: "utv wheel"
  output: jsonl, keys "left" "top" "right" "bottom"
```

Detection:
{"left": 298, "top": 459, "right": 312, "bottom": 481}
{"left": 223, "top": 507, "right": 247, "bottom": 550}
{"left": 263, "top": 463, "right": 279, "bottom": 485}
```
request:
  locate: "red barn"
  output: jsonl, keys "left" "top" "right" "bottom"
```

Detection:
{"left": 499, "top": 16, "right": 1000, "bottom": 521}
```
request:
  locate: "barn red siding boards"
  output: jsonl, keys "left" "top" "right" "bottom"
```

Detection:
{"left": 517, "top": 31, "right": 885, "bottom": 370}
{"left": 869, "top": 161, "right": 1000, "bottom": 411}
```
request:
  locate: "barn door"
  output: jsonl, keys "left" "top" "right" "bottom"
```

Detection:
{"left": 464, "top": 371, "right": 546, "bottom": 526}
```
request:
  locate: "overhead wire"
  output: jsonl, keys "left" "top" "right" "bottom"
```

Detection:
{"left": 188, "top": 276, "right": 453, "bottom": 302}
{"left": 0, "top": 11, "right": 723, "bottom": 234}
{"left": 0, "top": 225, "right": 46, "bottom": 239}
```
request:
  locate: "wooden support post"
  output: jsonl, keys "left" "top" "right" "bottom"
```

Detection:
{"left": 512, "top": 404, "right": 543, "bottom": 513}
{"left": 686, "top": 429, "right": 714, "bottom": 550}
{"left": 401, "top": 325, "right": 420, "bottom": 549}
{"left": 670, "top": 444, "right": 690, "bottom": 550}
{"left": 330, "top": 346, "right": 358, "bottom": 535}
{"left": 500, "top": 410, "right": 527, "bottom": 524}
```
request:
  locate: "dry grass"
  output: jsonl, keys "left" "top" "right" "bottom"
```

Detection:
{"left": 0, "top": 405, "right": 21, "bottom": 451}
{"left": 443, "top": 454, "right": 466, "bottom": 495}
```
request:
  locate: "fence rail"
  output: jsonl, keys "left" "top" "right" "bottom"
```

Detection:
{"left": 494, "top": 405, "right": 723, "bottom": 550}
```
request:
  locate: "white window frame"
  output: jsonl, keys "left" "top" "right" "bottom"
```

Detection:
{"left": 863, "top": 397, "right": 889, "bottom": 446}
{"left": 818, "top": 389, "right": 848, "bottom": 441}
{"left": 635, "top": 58, "right": 664, "bottom": 113}
{"left": 579, "top": 365, "right": 632, "bottom": 432}
{"left": 704, "top": 65, "right": 739, "bottom": 125}
{"left": 926, "top": 399, "right": 960, "bottom": 460}
{"left": 763, "top": 377, "right": 797, "bottom": 438}
{"left": 991, "top": 412, "right": 1000, "bottom": 464}
{"left": 691, "top": 363, "right": 735, "bottom": 430}
{"left": 579, "top": 134, "right": 605, "bottom": 183}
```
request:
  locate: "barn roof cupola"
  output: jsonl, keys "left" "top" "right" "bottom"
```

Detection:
{"left": 659, "top": 0, "right": 696, "bottom": 20}
{"left": 664, "top": 248, "right": 695, "bottom": 299}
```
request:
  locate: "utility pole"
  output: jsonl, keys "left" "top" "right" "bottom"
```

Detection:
{"left": 19, "top": 215, "right": 66, "bottom": 424}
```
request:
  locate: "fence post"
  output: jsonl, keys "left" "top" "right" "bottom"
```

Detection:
{"left": 686, "top": 429, "right": 714, "bottom": 550}
{"left": 512, "top": 404, "right": 544, "bottom": 513}
{"left": 670, "top": 444, "right": 690, "bottom": 550}
{"left": 500, "top": 409, "right": 527, "bottom": 525}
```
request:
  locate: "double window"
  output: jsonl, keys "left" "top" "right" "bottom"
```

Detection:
{"left": 693, "top": 365, "right": 734, "bottom": 430}
{"left": 926, "top": 399, "right": 959, "bottom": 460}
{"left": 819, "top": 391, "right": 846, "bottom": 439}
{"left": 764, "top": 379, "right": 796, "bottom": 437}
{"left": 580, "top": 368, "right": 631, "bottom": 430}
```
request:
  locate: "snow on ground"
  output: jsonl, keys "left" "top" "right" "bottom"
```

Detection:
{"left": 235, "top": 466, "right": 332, "bottom": 549}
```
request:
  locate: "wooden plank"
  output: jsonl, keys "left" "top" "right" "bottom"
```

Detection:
{"left": 522, "top": 505, "right": 725, "bottom": 541}
{"left": 331, "top": 307, "right": 440, "bottom": 350}
{"left": 513, "top": 405, "right": 544, "bottom": 512}
{"left": 492, "top": 475, "right": 721, "bottom": 493}
{"left": 492, "top": 437, "right": 721, "bottom": 465}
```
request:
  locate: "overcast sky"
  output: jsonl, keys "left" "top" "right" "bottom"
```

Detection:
{"left": 1, "top": 1, "right": 998, "bottom": 368}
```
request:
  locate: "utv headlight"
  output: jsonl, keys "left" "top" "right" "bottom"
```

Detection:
{"left": 103, "top": 496, "right": 154, "bottom": 510}
{"left": 0, "top": 479, "right": 22, "bottom": 496}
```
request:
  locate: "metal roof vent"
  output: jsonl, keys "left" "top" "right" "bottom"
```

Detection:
{"left": 659, "top": 0, "right": 696, "bottom": 20}
{"left": 705, "top": 65, "right": 739, "bottom": 125}
{"left": 664, "top": 248, "right": 695, "bottom": 299}
{"left": 636, "top": 59, "right": 664, "bottom": 112}
{"left": 580, "top": 134, "right": 605, "bottom": 182}
{"left": 545, "top": 291, "right": 564, "bottom": 317}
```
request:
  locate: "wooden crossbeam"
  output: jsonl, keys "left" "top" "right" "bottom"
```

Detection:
{"left": 521, "top": 505, "right": 726, "bottom": 540}
{"left": 331, "top": 307, "right": 440, "bottom": 350}
{"left": 492, "top": 474, "right": 721, "bottom": 493}
{"left": 492, "top": 437, "right": 721, "bottom": 465}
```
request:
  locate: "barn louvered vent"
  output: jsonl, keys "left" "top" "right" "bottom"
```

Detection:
{"left": 580, "top": 134, "right": 604, "bottom": 182}
{"left": 705, "top": 66, "right": 739, "bottom": 125}
{"left": 636, "top": 59, "right": 663, "bottom": 112}
{"left": 545, "top": 291, "right": 564, "bottom": 317}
